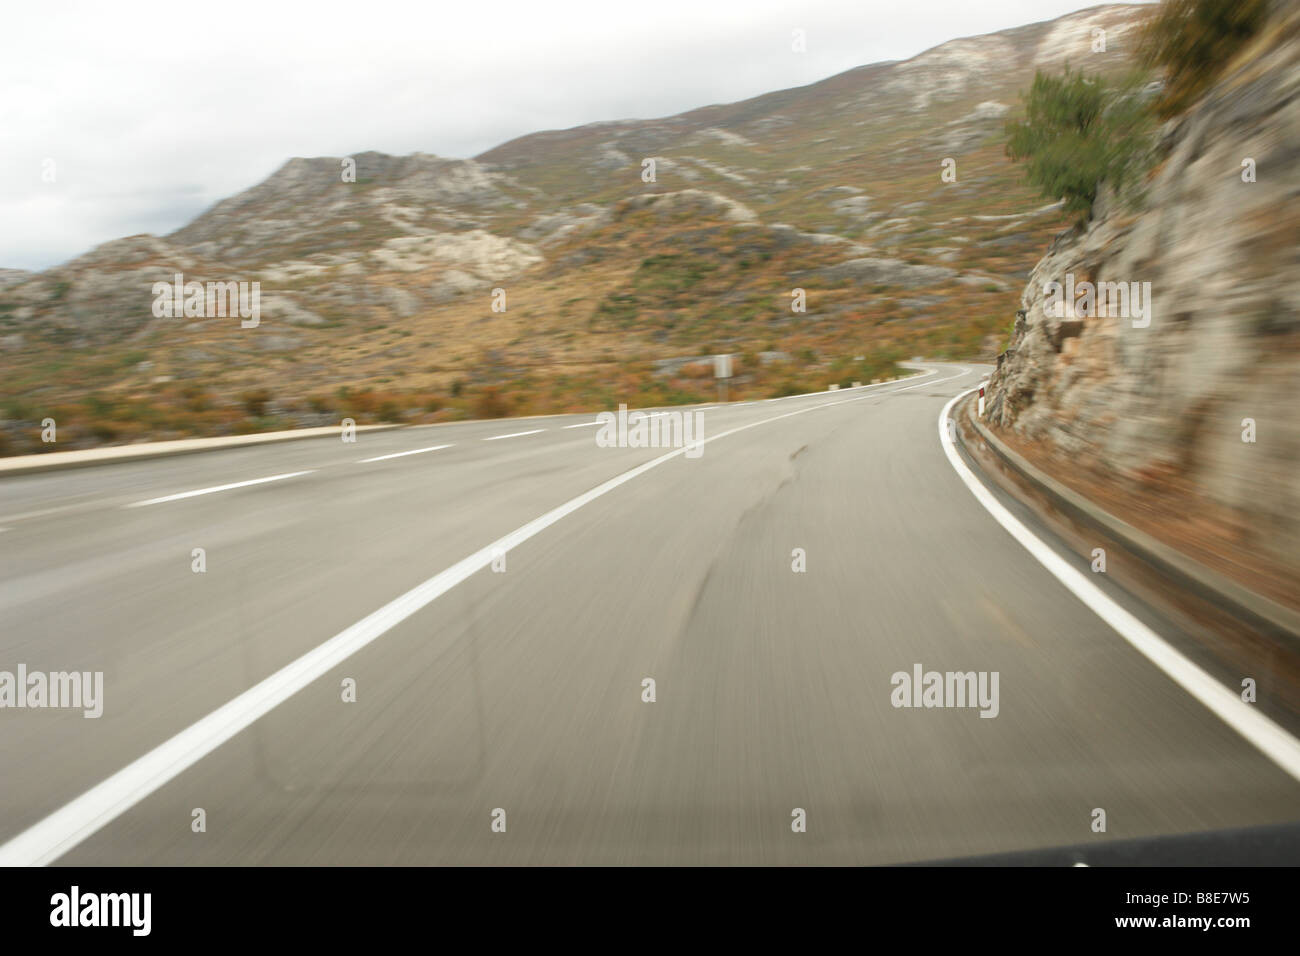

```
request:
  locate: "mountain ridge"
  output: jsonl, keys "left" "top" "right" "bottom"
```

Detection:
{"left": 0, "top": 3, "right": 1150, "bottom": 454}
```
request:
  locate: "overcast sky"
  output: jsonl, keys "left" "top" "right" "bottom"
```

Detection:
{"left": 0, "top": 0, "right": 1142, "bottom": 271}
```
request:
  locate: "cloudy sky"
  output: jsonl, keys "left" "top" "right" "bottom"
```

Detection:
{"left": 0, "top": 0, "right": 1143, "bottom": 271}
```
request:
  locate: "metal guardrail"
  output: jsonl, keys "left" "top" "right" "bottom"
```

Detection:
{"left": 958, "top": 395, "right": 1300, "bottom": 648}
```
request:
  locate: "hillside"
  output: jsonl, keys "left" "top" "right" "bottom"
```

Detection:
{"left": 0, "top": 4, "right": 1150, "bottom": 454}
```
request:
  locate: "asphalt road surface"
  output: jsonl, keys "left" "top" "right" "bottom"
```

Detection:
{"left": 2, "top": 363, "right": 1298, "bottom": 865}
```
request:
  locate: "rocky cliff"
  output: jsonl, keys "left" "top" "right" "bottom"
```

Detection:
{"left": 986, "top": 5, "right": 1300, "bottom": 567}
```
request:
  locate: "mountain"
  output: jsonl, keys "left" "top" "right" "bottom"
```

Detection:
{"left": 0, "top": 4, "right": 1150, "bottom": 453}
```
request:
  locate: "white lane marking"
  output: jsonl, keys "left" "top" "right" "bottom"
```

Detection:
{"left": 358, "top": 444, "right": 453, "bottom": 463}
{"left": 938, "top": 389, "right": 1300, "bottom": 783}
{"left": 123, "top": 471, "right": 315, "bottom": 508}
{"left": 764, "top": 367, "right": 936, "bottom": 402}
{"left": 895, "top": 367, "right": 968, "bottom": 393}
{"left": 0, "top": 367, "right": 962, "bottom": 866}
{"left": 0, "top": 503, "right": 96, "bottom": 524}
{"left": 483, "top": 429, "right": 545, "bottom": 441}
{"left": 869, "top": 366, "right": 968, "bottom": 398}
{"left": 562, "top": 421, "right": 601, "bottom": 429}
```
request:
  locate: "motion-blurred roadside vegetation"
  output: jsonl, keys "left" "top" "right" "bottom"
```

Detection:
{"left": 1140, "top": 0, "right": 1271, "bottom": 118}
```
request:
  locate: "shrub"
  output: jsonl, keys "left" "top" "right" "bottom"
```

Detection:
{"left": 1005, "top": 67, "right": 1155, "bottom": 224}
{"left": 770, "top": 380, "right": 806, "bottom": 398}
{"left": 1140, "top": 0, "right": 1271, "bottom": 118}
{"left": 182, "top": 386, "right": 212, "bottom": 413}
{"left": 472, "top": 387, "right": 511, "bottom": 419}
{"left": 240, "top": 389, "right": 272, "bottom": 418}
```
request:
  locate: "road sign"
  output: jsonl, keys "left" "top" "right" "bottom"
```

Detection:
{"left": 713, "top": 354, "right": 733, "bottom": 403}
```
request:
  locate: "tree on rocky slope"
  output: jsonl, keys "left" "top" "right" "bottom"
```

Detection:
{"left": 1004, "top": 67, "right": 1155, "bottom": 226}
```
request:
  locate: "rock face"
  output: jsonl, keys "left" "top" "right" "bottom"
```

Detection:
{"left": 986, "top": 8, "right": 1300, "bottom": 566}
{"left": 170, "top": 152, "right": 522, "bottom": 263}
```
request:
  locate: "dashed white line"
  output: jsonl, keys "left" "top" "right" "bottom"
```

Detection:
{"left": 124, "top": 471, "right": 315, "bottom": 508}
{"left": 483, "top": 429, "right": 545, "bottom": 441}
{"left": 938, "top": 388, "right": 1300, "bottom": 784}
{"left": 359, "top": 444, "right": 453, "bottom": 463}
{"left": 562, "top": 421, "right": 601, "bottom": 429}
{"left": 0, "top": 504, "right": 90, "bottom": 524}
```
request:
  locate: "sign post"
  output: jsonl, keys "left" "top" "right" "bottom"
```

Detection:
{"left": 714, "top": 354, "right": 733, "bottom": 403}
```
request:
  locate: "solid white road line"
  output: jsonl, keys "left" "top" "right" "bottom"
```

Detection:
{"left": 895, "top": 367, "right": 968, "bottom": 393}
{"left": 0, "top": 366, "right": 963, "bottom": 866}
{"left": 556, "top": 372, "right": 934, "bottom": 427}
{"left": 765, "top": 367, "right": 936, "bottom": 402}
{"left": 124, "top": 471, "right": 316, "bottom": 508}
{"left": 483, "top": 429, "right": 545, "bottom": 441}
{"left": 358, "top": 444, "right": 453, "bottom": 463}
{"left": 938, "top": 389, "right": 1300, "bottom": 784}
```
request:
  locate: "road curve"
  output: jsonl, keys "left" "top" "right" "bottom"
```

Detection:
{"left": 1, "top": 363, "right": 1297, "bottom": 865}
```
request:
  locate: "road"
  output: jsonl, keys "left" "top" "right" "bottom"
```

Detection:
{"left": 1, "top": 363, "right": 1297, "bottom": 865}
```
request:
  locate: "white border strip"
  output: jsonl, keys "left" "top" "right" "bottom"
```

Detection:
{"left": 939, "top": 389, "right": 1300, "bottom": 783}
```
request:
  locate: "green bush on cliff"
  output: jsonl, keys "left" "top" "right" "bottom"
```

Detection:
{"left": 1004, "top": 67, "right": 1155, "bottom": 225}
